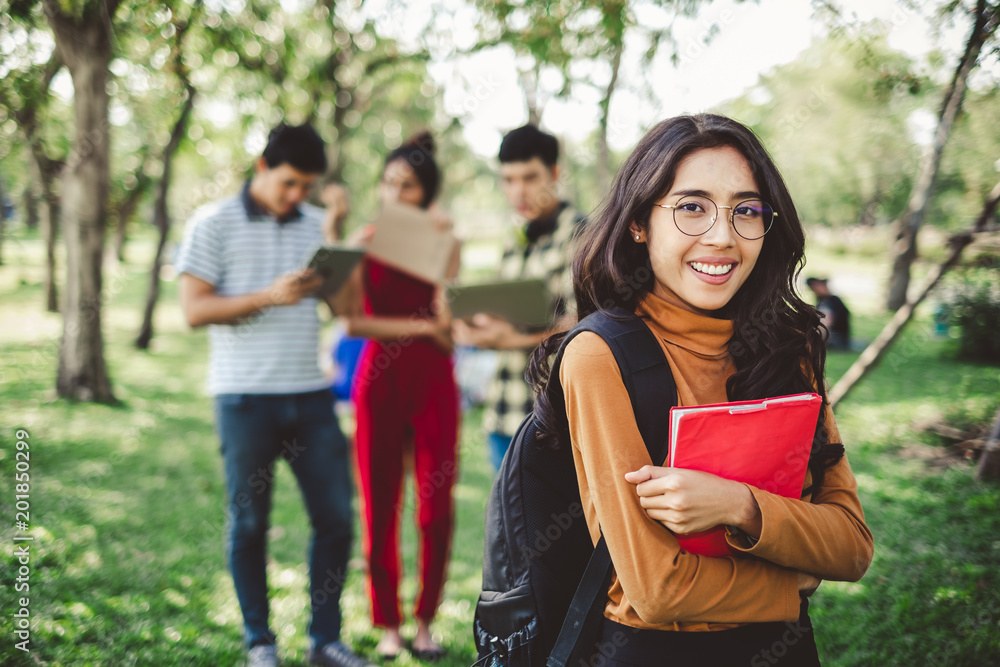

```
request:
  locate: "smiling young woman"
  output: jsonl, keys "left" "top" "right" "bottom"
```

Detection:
{"left": 631, "top": 145, "right": 765, "bottom": 315}
{"left": 526, "top": 114, "right": 873, "bottom": 666}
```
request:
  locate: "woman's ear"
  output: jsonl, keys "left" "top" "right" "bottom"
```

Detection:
{"left": 628, "top": 223, "right": 645, "bottom": 243}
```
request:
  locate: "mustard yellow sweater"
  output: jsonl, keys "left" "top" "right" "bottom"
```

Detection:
{"left": 559, "top": 289, "right": 873, "bottom": 632}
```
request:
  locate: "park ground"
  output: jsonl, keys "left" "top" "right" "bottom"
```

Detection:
{"left": 1, "top": 226, "right": 999, "bottom": 666}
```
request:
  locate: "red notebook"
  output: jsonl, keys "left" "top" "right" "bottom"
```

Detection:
{"left": 667, "top": 393, "right": 822, "bottom": 557}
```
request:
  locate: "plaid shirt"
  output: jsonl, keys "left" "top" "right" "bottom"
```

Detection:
{"left": 481, "top": 202, "right": 586, "bottom": 436}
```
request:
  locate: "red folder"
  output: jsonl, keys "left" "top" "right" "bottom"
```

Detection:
{"left": 667, "top": 393, "right": 822, "bottom": 557}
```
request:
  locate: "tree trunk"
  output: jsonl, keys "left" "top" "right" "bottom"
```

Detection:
{"left": 112, "top": 169, "right": 151, "bottom": 264}
{"left": 40, "top": 199, "right": 60, "bottom": 313}
{"left": 830, "top": 178, "right": 1000, "bottom": 409}
{"left": 974, "top": 405, "right": 1000, "bottom": 482}
{"left": 136, "top": 1, "right": 200, "bottom": 349}
{"left": 136, "top": 87, "right": 194, "bottom": 350}
{"left": 24, "top": 188, "right": 39, "bottom": 230}
{"left": 114, "top": 204, "right": 129, "bottom": 263}
{"left": 857, "top": 193, "right": 880, "bottom": 227}
{"left": 47, "top": 4, "right": 116, "bottom": 402}
{"left": 42, "top": 194, "right": 60, "bottom": 313}
{"left": 520, "top": 63, "right": 542, "bottom": 126}
{"left": 596, "top": 42, "right": 623, "bottom": 190}
{"left": 886, "top": 0, "right": 996, "bottom": 310}
{"left": 9, "top": 50, "right": 63, "bottom": 304}
{"left": 27, "top": 144, "right": 60, "bottom": 312}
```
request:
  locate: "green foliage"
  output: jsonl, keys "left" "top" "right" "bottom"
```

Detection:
{"left": 938, "top": 85, "right": 1000, "bottom": 230}
{"left": 719, "top": 22, "right": 999, "bottom": 234}
{"left": 720, "top": 27, "right": 928, "bottom": 229}
{"left": 940, "top": 265, "right": 1000, "bottom": 363}
{"left": 154, "top": 0, "right": 458, "bottom": 232}
{"left": 470, "top": 0, "right": 713, "bottom": 122}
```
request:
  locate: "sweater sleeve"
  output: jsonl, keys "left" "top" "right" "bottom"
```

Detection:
{"left": 726, "top": 405, "right": 874, "bottom": 581}
{"left": 560, "top": 332, "right": 800, "bottom": 626}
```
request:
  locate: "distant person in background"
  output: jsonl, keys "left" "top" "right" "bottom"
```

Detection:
{"left": 176, "top": 123, "right": 371, "bottom": 667}
{"left": 452, "top": 124, "right": 585, "bottom": 470}
{"left": 337, "top": 132, "right": 460, "bottom": 661}
{"left": 806, "top": 277, "right": 851, "bottom": 350}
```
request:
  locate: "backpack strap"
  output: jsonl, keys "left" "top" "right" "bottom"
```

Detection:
{"left": 574, "top": 309, "right": 676, "bottom": 462}
{"left": 546, "top": 307, "right": 676, "bottom": 667}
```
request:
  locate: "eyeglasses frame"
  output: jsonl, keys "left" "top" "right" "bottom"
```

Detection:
{"left": 653, "top": 196, "right": 778, "bottom": 241}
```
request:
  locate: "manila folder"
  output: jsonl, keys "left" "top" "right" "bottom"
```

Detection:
{"left": 367, "top": 200, "right": 458, "bottom": 285}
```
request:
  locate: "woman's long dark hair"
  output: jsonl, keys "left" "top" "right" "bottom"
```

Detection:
{"left": 527, "top": 114, "right": 841, "bottom": 488}
{"left": 384, "top": 131, "right": 440, "bottom": 209}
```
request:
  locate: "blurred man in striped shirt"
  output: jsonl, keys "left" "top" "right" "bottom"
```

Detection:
{"left": 177, "top": 123, "right": 371, "bottom": 667}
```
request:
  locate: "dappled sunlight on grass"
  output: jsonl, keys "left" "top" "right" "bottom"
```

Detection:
{"left": 206, "top": 570, "right": 243, "bottom": 629}
{"left": 817, "top": 579, "right": 867, "bottom": 599}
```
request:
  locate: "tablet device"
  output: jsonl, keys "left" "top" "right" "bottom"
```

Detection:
{"left": 306, "top": 246, "right": 365, "bottom": 297}
{"left": 447, "top": 278, "right": 553, "bottom": 330}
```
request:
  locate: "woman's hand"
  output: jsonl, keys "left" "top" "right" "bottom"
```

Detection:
{"left": 346, "top": 223, "right": 376, "bottom": 247}
{"left": 624, "top": 465, "right": 761, "bottom": 537}
{"left": 427, "top": 203, "right": 453, "bottom": 232}
{"left": 452, "top": 314, "right": 518, "bottom": 350}
{"left": 320, "top": 183, "right": 351, "bottom": 243}
{"left": 427, "top": 287, "right": 455, "bottom": 354}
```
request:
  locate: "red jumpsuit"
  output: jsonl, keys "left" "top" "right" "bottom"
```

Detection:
{"left": 352, "top": 256, "right": 460, "bottom": 628}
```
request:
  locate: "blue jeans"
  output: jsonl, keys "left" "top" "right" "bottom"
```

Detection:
{"left": 488, "top": 431, "right": 513, "bottom": 471}
{"left": 214, "top": 390, "right": 353, "bottom": 649}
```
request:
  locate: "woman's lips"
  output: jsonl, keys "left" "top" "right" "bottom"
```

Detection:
{"left": 689, "top": 260, "right": 736, "bottom": 285}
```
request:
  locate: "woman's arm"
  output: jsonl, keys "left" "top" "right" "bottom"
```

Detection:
{"left": 561, "top": 332, "right": 801, "bottom": 626}
{"left": 627, "top": 407, "right": 873, "bottom": 583}
{"left": 347, "top": 314, "right": 451, "bottom": 352}
{"left": 625, "top": 465, "right": 764, "bottom": 537}
{"left": 721, "top": 410, "right": 874, "bottom": 582}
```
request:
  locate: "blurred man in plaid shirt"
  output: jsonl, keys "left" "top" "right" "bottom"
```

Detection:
{"left": 453, "top": 124, "right": 585, "bottom": 470}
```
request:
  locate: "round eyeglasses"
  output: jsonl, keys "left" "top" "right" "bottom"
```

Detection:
{"left": 654, "top": 195, "right": 777, "bottom": 241}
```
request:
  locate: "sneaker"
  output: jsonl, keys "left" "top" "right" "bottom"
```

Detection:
{"left": 309, "top": 641, "right": 377, "bottom": 667}
{"left": 247, "top": 643, "right": 279, "bottom": 667}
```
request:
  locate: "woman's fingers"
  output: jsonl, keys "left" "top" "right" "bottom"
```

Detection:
{"left": 631, "top": 468, "right": 743, "bottom": 534}
{"left": 625, "top": 464, "right": 671, "bottom": 485}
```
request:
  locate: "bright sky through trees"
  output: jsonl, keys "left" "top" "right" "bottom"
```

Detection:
{"left": 364, "top": 0, "right": 977, "bottom": 157}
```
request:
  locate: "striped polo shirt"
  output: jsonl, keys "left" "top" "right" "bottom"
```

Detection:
{"left": 175, "top": 182, "right": 329, "bottom": 396}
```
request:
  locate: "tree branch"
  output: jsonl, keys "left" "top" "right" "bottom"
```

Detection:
{"left": 830, "top": 177, "right": 1000, "bottom": 409}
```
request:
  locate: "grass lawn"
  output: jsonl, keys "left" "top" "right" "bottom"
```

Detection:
{"left": 1, "top": 229, "right": 998, "bottom": 666}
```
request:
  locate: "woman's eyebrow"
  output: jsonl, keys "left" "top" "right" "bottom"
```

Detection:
{"left": 669, "top": 188, "right": 762, "bottom": 200}
{"left": 670, "top": 188, "right": 711, "bottom": 198}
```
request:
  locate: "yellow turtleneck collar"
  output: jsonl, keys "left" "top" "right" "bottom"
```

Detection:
{"left": 635, "top": 287, "right": 733, "bottom": 361}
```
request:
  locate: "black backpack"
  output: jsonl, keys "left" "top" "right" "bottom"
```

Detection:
{"left": 473, "top": 308, "right": 676, "bottom": 667}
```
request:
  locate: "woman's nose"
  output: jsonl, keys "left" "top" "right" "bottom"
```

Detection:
{"left": 702, "top": 207, "right": 736, "bottom": 247}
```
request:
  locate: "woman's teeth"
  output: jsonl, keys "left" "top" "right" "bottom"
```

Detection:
{"left": 691, "top": 262, "right": 733, "bottom": 276}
